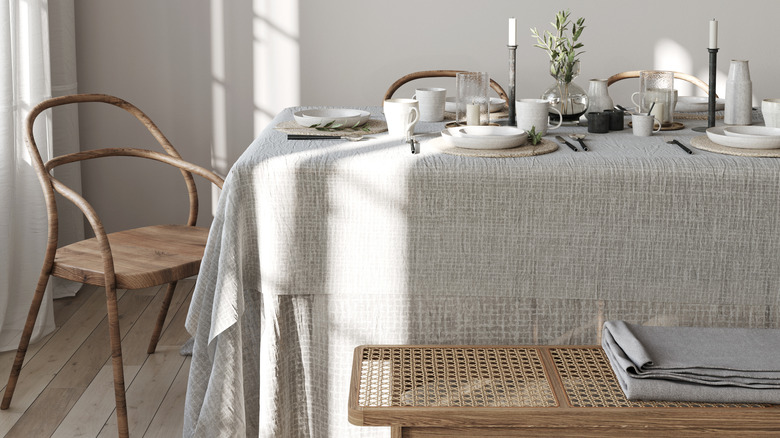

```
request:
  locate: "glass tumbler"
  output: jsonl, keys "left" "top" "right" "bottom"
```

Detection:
{"left": 634, "top": 70, "right": 675, "bottom": 125}
{"left": 456, "top": 72, "right": 490, "bottom": 125}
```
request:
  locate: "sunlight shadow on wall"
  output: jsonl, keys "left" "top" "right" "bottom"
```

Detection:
{"left": 253, "top": 0, "right": 300, "bottom": 137}
{"left": 210, "top": 0, "right": 228, "bottom": 216}
{"left": 654, "top": 38, "right": 695, "bottom": 96}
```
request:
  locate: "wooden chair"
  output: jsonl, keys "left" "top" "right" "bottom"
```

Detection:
{"left": 607, "top": 70, "right": 719, "bottom": 97}
{"left": 384, "top": 70, "right": 509, "bottom": 103}
{"left": 0, "top": 94, "right": 224, "bottom": 438}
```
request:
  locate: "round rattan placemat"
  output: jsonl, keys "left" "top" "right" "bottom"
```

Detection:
{"left": 690, "top": 135, "right": 780, "bottom": 157}
{"left": 275, "top": 119, "right": 388, "bottom": 135}
{"left": 428, "top": 136, "right": 558, "bottom": 158}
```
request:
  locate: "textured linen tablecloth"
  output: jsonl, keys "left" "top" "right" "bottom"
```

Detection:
{"left": 184, "top": 107, "right": 780, "bottom": 438}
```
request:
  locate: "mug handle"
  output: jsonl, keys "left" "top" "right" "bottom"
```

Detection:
{"left": 405, "top": 107, "right": 419, "bottom": 140}
{"left": 631, "top": 92, "right": 641, "bottom": 111}
{"left": 652, "top": 117, "right": 663, "bottom": 133}
{"left": 547, "top": 106, "right": 563, "bottom": 130}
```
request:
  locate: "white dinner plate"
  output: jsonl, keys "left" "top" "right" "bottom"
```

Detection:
{"left": 706, "top": 126, "right": 780, "bottom": 149}
{"left": 440, "top": 126, "right": 527, "bottom": 150}
{"left": 723, "top": 125, "right": 780, "bottom": 138}
{"left": 445, "top": 97, "right": 506, "bottom": 113}
{"left": 676, "top": 96, "right": 725, "bottom": 112}
{"left": 293, "top": 109, "right": 370, "bottom": 129}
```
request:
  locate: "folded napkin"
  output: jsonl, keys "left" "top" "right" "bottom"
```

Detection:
{"left": 602, "top": 320, "right": 780, "bottom": 403}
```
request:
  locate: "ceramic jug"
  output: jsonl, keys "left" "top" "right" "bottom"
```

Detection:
{"left": 725, "top": 60, "right": 752, "bottom": 125}
{"left": 587, "top": 79, "right": 613, "bottom": 113}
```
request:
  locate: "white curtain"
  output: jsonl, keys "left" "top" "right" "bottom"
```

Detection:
{"left": 0, "top": 0, "right": 81, "bottom": 352}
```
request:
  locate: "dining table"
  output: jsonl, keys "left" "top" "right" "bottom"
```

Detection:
{"left": 183, "top": 106, "right": 780, "bottom": 438}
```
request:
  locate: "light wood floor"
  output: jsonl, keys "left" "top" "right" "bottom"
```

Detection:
{"left": 0, "top": 280, "right": 194, "bottom": 437}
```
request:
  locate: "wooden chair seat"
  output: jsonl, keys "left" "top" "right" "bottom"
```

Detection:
{"left": 52, "top": 225, "right": 209, "bottom": 289}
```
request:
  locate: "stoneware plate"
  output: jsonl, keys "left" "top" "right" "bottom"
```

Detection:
{"left": 445, "top": 97, "right": 506, "bottom": 113}
{"left": 723, "top": 125, "right": 780, "bottom": 138}
{"left": 706, "top": 126, "right": 780, "bottom": 149}
{"left": 441, "top": 126, "right": 527, "bottom": 150}
{"left": 676, "top": 96, "right": 725, "bottom": 112}
{"left": 294, "top": 109, "right": 370, "bottom": 129}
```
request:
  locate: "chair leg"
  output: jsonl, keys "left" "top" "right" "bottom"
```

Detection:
{"left": 147, "top": 281, "right": 177, "bottom": 354}
{"left": 104, "top": 284, "right": 129, "bottom": 438}
{"left": 1, "top": 272, "right": 51, "bottom": 410}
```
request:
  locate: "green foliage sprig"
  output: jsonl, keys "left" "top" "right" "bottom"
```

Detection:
{"left": 527, "top": 126, "right": 543, "bottom": 145}
{"left": 308, "top": 121, "right": 370, "bottom": 132}
{"left": 530, "top": 10, "right": 586, "bottom": 83}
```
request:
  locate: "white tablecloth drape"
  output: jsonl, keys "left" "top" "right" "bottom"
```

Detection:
{"left": 185, "top": 107, "right": 780, "bottom": 437}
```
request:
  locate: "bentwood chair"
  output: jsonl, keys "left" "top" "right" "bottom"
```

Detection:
{"left": 384, "top": 70, "right": 509, "bottom": 103}
{"left": 0, "top": 94, "right": 224, "bottom": 438}
{"left": 607, "top": 70, "right": 719, "bottom": 97}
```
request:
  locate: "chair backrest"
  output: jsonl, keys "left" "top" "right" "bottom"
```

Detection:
{"left": 607, "top": 71, "right": 718, "bottom": 97}
{"left": 384, "top": 70, "right": 509, "bottom": 103}
{"left": 25, "top": 93, "right": 224, "bottom": 251}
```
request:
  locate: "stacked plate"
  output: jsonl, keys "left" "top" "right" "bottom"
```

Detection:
{"left": 440, "top": 126, "right": 527, "bottom": 150}
{"left": 706, "top": 126, "right": 780, "bottom": 149}
{"left": 444, "top": 97, "right": 506, "bottom": 113}
{"left": 293, "top": 109, "right": 370, "bottom": 129}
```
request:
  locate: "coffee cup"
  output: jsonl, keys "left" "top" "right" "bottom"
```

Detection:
{"left": 515, "top": 99, "right": 562, "bottom": 135}
{"left": 631, "top": 113, "right": 662, "bottom": 136}
{"left": 762, "top": 98, "right": 780, "bottom": 128}
{"left": 412, "top": 87, "right": 446, "bottom": 122}
{"left": 384, "top": 98, "right": 420, "bottom": 140}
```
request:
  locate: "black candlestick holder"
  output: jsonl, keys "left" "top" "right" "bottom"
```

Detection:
{"left": 507, "top": 45, "right": 517, "bottom": 126}
{"left": 693, "top": 47, "right": 718, "bottom": 132}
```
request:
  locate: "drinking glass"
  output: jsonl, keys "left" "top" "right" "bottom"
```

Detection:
{"left": 456, "top": 72, "right": 489, "bottom": 125}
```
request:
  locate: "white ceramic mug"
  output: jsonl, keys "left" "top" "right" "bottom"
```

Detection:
{"left": 631, "top": 113, "right": 662, "bottom": 136}
{"left": 762, "top": 98, "right": 780, "bottom": 128}
{"left": 515, "top": 98, "right": 562, "bottom": 135}
{"left": 384, "top": 98, "right": 420, "bottom": 140}
{"left": 412, "top": 88, "right": 446, "bottom": 122}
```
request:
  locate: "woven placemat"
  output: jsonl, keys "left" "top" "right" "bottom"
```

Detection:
{"left": 428, "top": 136, "right": 558, "bottom": 158}
{"left": 690, "top": 135, "right": 780, "bottom": 157}
{"left": 275, "top": 119, "right": 388, "bottom": 135}
{"left": 674, "top": 111, "right": 725, "bottom": 120}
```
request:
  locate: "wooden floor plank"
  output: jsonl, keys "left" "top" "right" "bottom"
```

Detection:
{"left": 0, "top": 287, "right": 128, "bottom": 435}
{"left": 98, "top": 350, "right": 186, "bottom": 438}
{"left": 51, "top": 364, "right": 140, "bottom": 438}
{"left": 0, "top": 279, "right": 197, "bottom": 438}
{"left": 0, "top": 285, "right": 101, "bottom": 393}
{"left": 5, "top": 289, "right": 154, "bottom": 437}
{"left": 3, "top": 388, "right": 83, "bottom": 438}
{"left": 144, "top": 357, "right": 190, "bottom": 438}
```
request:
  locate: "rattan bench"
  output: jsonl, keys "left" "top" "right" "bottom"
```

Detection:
{"left": 348, "top": 345, "right": 780, "bottom": 437}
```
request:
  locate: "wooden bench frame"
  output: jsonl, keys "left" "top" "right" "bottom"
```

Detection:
{"left": 349, "top": 345, "right": 780, "bottom": 437}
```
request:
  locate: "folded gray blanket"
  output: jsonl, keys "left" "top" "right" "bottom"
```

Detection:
{"left": 602, "top": 320, "right": 780, "bottom": 403}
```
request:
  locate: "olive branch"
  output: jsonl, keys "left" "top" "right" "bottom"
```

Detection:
{"left": 530, "top": 9, "right": 586, "bottom": 84}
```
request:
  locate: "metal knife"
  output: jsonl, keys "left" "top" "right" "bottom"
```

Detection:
{"left": 555, "top": 135, "right": 578, "bottom": 152}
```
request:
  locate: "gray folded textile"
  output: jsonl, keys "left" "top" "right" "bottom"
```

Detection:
{"left": 602, "top": 320, "right": 780, "bottom": 403}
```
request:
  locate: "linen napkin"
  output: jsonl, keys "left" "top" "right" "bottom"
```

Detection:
{"left": 602, "top": 320, "right": 780, "bottom": 403}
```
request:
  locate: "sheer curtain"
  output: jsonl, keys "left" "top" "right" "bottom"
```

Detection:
{"left": 0, "top": 0, "right": 81, "bottom": 352}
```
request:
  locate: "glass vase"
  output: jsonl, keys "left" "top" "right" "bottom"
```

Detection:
{"left": 541, "top": 60, "right": 588, "bottom": 122}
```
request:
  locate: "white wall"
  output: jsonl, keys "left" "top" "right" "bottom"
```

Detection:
{"left": 74, "top": 0, "right": 780, "bottom": 230}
